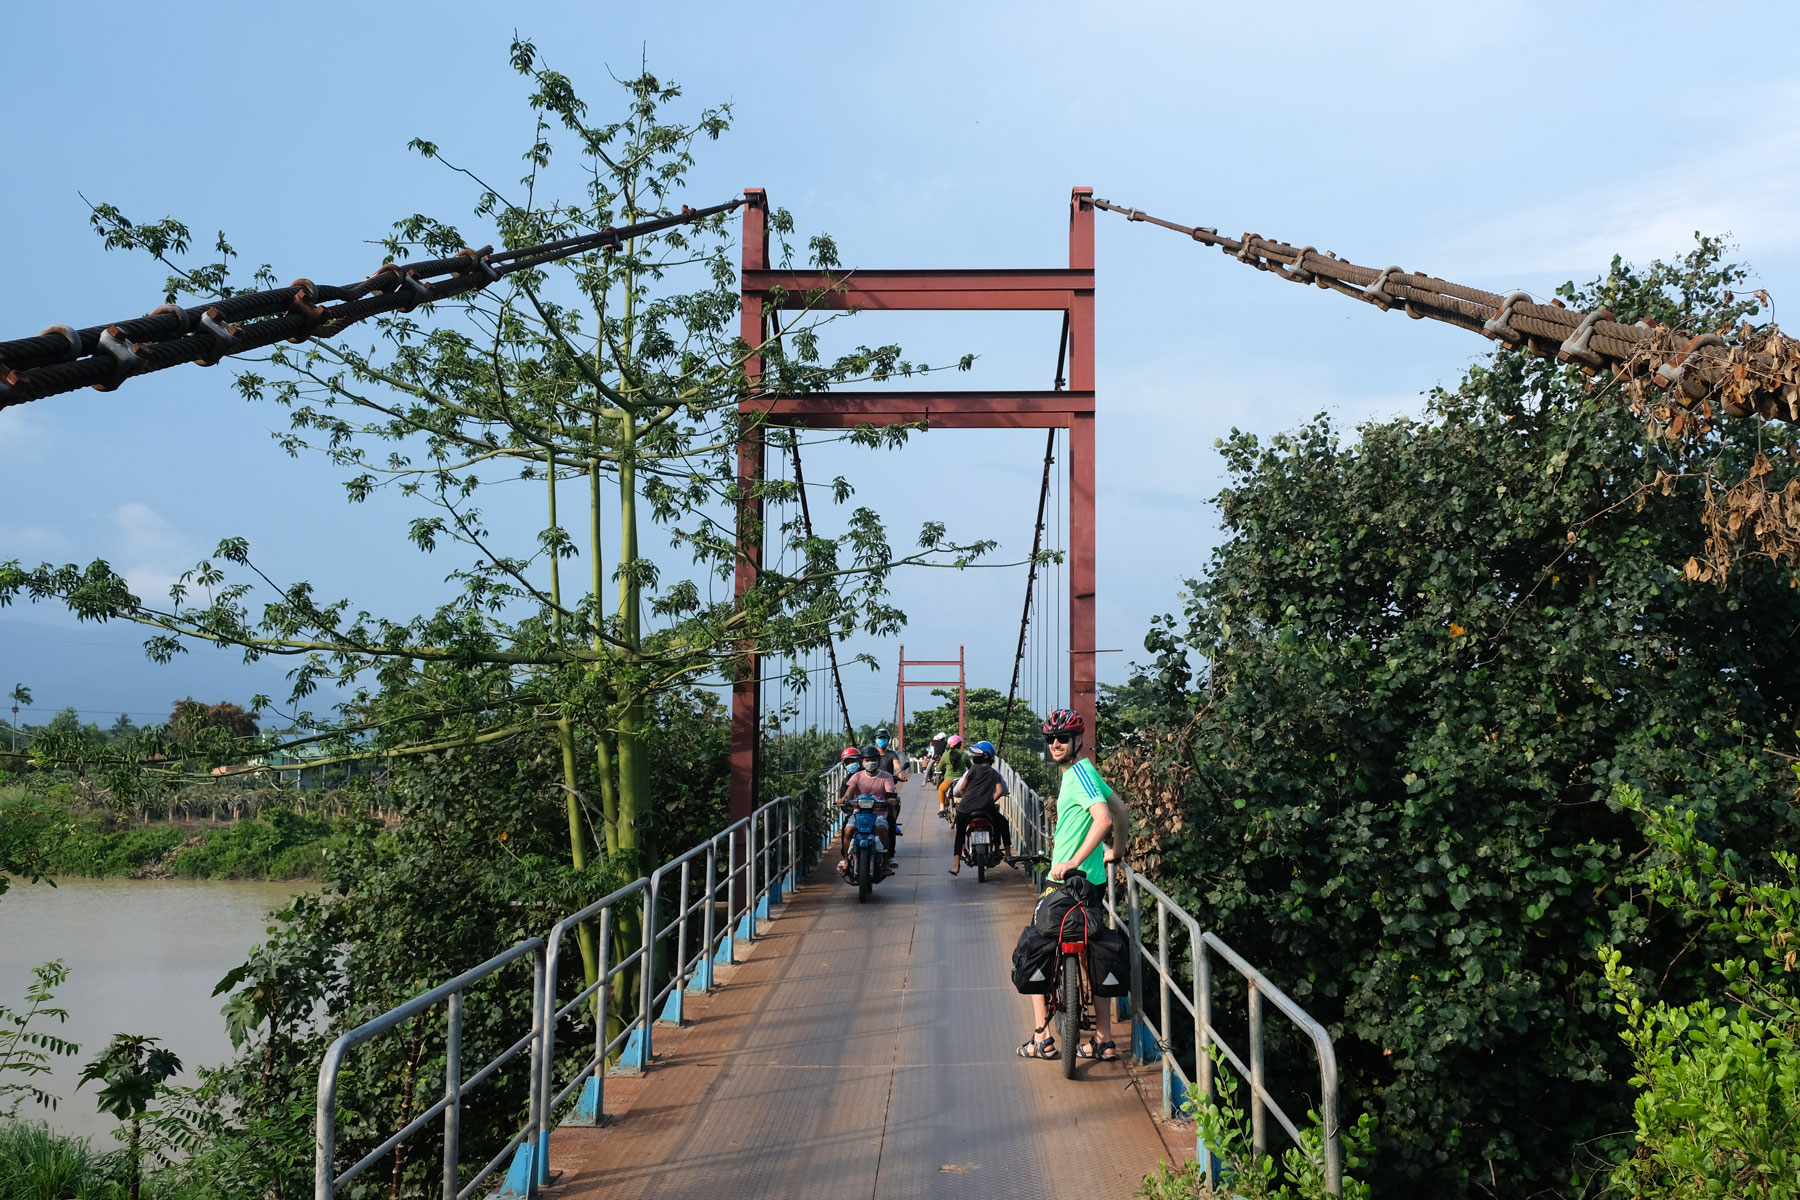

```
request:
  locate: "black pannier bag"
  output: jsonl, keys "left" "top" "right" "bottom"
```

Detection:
{"left": 1010, "top": 925, "right": 1059, "bottom": 994}
{"left": 1032, "top": 874, "right": 1103, "bottom": 938}
{"left": 1086, "top": 926, "right": 1131, "bottom": 997}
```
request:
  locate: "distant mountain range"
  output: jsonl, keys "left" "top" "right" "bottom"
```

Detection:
{"left": 0, "top": 617, "right": 340, "bottom": 726}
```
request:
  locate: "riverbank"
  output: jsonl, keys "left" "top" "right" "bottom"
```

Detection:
{"left": 0, "top": 791, "right": 362, "bottom": 881}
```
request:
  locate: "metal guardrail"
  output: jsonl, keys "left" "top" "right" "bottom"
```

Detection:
{"left": 993, "top": 754, "right": 1052, "bottom": 860}
{"left": 1105, "top": 867, "right": 1343, "bottom": 1196}
{"left": 313, "top": 939, "right": 546, "bottom": 1200}
{"left": 314, "top": 793, "right": 809, "bottom": 1199}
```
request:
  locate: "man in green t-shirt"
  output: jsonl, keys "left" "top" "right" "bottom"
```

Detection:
{"left": 1018, "top": 707, "right": 1130, "bottom": 1062}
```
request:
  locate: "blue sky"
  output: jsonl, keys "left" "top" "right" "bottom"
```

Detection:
{"left": 5, "top": 0, "right": 1800, "bottom": 732}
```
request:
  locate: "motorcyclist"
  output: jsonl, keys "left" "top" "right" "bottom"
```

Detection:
{"left": 948, "top": 740, "right": 1013, "bottom": 874}
{"left": 874, "top": 728, "right": 907, "bottom": 783}
{"left": 935, "top": 734, "right": 967, "bottom": 820}
{"left": 836, "top": 745, "right": 896, "bottom": 875}
{"left": 925, "top": 731, "right": 949, "bottom": 781}
{"left": 873, "top": 729, "right": 905, "bottom": 834}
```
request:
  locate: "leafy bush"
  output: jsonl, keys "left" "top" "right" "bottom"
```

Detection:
{"left": 1109, "top": 239, "right": 1800, "bottom": 1194}
{"left": 1602, "top": 786, "right": 1799, "bottom": 1198}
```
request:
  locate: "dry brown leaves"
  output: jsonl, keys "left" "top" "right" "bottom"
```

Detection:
{"left": 1607, "top": 325, "right": 1800, "bottom": 579}
{"left": 1102, "top": 723, "right": 1201, "bottom": 879}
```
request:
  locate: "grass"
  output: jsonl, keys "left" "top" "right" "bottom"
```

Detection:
{"left": 0, "top": 1118, "right": 121, "bottom": 1200}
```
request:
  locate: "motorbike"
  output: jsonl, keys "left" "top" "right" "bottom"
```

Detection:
{"left": 841, "top": 793, "right": 890, "bottom": 903}
{"left": 959, "top": 809, "right": 1006, "bottom": 882}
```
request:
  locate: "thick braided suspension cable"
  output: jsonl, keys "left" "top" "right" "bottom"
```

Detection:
{"left": 0, "top": 199, "right": 743, "bottom": 409}
{"left": 1092, "top": 198, "right": 1800, "bottom": 426}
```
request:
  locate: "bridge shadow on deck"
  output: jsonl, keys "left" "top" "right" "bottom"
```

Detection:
{"left": 544, "top": 777, "right": 1189, "bottom": 1200}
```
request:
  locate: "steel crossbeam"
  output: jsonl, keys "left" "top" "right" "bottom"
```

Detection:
{"left": 740, "top": 267, "right": 1092, "bottom": 311}
{"left": 730, "top": 189, "right": 1099, "bottom": 824}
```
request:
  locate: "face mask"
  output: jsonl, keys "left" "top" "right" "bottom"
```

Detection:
{"left": 862, "top": 762, "right": 878, "bottom": 772}
{"left": 876, "top": 738, "right": 888, "bottom": 748}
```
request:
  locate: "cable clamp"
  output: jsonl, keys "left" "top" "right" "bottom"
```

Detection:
{"left": 1482, "top": 291, "right": 1532, "bottom": 346}
{"left": 371, "top": 262, "right": 407, "bottom": 293}
{"left": 1557, "top": 308, "right": 1613, "bottom": 368}
{"left": 147, "top": 304, "right": 192, "bottom": 334}
{"left": 458, "top": 246, "right": 499, "bottom": 282}
{"left": 1655, "top": 333, "right": 1726, "bottom": 397}
{"left": 92, "top": 326, "right": 142, "bottom": 392}
{"left": 1190, "top": 225, "right": 1217, "bottom": 243}
{"left": 39, "top": 324, "right": 83, "bottom": 363}
{"left": 195, "top": 307, "right": 238, "bottom": 366}
{"left": 400, "top": 272, "right": 433, "bottom": 307}
{"left": 1277, "top": 246, "right": 1318, "bottom": 286}
{"left": 1235, "top": 233, "right": 1266, "bottom": 268}
{"left": 1362, "top": 267, "right": 1403, "bottom": 311}
{"left": 287, "top": 279, "right": 329, "bottom": 343}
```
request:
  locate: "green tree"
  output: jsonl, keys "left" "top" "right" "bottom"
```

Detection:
{"left": 0, "top": 961, "right": 79, "bottom": 1115}
{"left": 77, "top": 1033, "right": 181, "bottom": 1200}
{"left": 905, "top": 686, "right": 1050, "bottom": 791}
{"left": 1117, "top": 237, "right": 1800, "bottom": 1194}
{"left": 6, "top": 683, "right": 28, "bottom": 753}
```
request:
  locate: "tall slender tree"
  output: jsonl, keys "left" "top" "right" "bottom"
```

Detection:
{"left": 0, "top": 44, "right": 992, "bottom": 996}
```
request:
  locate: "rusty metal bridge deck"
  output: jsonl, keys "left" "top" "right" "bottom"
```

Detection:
{"left": 543, "top": 776, "right": 1190, "bottom": 1199}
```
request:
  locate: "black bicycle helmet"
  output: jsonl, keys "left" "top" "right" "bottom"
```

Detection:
{"left": 1043, "top": 708, "right": 1085, "bottom": 736}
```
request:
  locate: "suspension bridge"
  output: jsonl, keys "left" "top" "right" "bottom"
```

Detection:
{"left": 9, "top": 178, "right": 1786, "bottom": 1197}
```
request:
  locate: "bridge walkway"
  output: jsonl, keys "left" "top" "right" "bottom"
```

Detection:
{"left": 544, "top": 774, "right": 1190, "bottom": 1198}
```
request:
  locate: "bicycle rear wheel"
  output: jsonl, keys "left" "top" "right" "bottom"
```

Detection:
{"left": 1059, "top": 954, "right": 1081, "bottom": 1079}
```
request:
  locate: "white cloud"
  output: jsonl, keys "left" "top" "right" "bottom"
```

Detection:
{"left": 0, "top": 407, "right": 51, "bottom": 462}
{"left": 1428, "top": 120, "right": 1800, "bottom": 286}
{"left": 0, "top": 525, "right": 68, "bottom": 558}
{"left": 110, "top": 502, "right": 199, "bottom": 604}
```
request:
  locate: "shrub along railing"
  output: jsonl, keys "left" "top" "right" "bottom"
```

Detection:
{"left": 313, "top": 792, "right": 809, "bottom": 1200}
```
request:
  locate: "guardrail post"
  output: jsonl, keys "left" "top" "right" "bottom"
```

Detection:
{"left": 716, "top": 831, "right": 739, "bottom": 965}
{"left": 1127, "top": 873, "right": 1149, "bottom": 1059}
{"left": 1196, "top": 940, "right": 1218, "bottom": 1187}
{"left": 659, "top": 860, "right": 690, "bottom": 1026}
{"left": 691, "top": 844, "right": 717, "bottom": 992}
{"left": 629, "top": 876, "right": 659, "bottom": 1070}
{"left": 442, "top": 991, "right": 462, "bottom": 1200}
{"left": 1248, "top": 983, "right": 1267, "bottom": 1160}
{"left": 1157, "top": 903, "right": 1175, "bottom": 1118}
{"left": 577, "top": 906, "right": 617, "bottom": 1123}
{"left": 315, "top": 1042, "right": 340, "bottom": 1200}
{"left": 738, "top": 815, "right": 760, "bottom": 940}
{"left": 501, "top": 946, "right": 546, "bottom": 1196}
{"left": 767, "top": 804, "right": 785, "bottom": 907}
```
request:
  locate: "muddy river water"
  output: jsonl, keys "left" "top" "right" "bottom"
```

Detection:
{"left": 0, "top": 877, "right": 303, "bottom": 1141}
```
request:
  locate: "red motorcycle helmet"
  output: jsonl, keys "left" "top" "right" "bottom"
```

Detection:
{"left": 1042, "top": 708, "right": 1085, "bottom": 736}
{"left": 840, "top": 746, "right": 860, "bottom": 763}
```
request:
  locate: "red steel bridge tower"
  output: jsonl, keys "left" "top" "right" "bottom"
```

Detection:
{"left": 730, "top": 188, "right": 1098, "bottom": 823}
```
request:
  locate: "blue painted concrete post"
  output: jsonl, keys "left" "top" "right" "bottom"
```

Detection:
{"left": 498, "top": 1143, "right": 535, "bottom": 1197}
{"left": 573, "top": 1075, "right": 602, "bottom": 1124}
{"left": 688, "top": 956, "right": 714, "bottom": 991}
{"left": 619, "top": 1026, "right": 648, "bottom": 1073}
